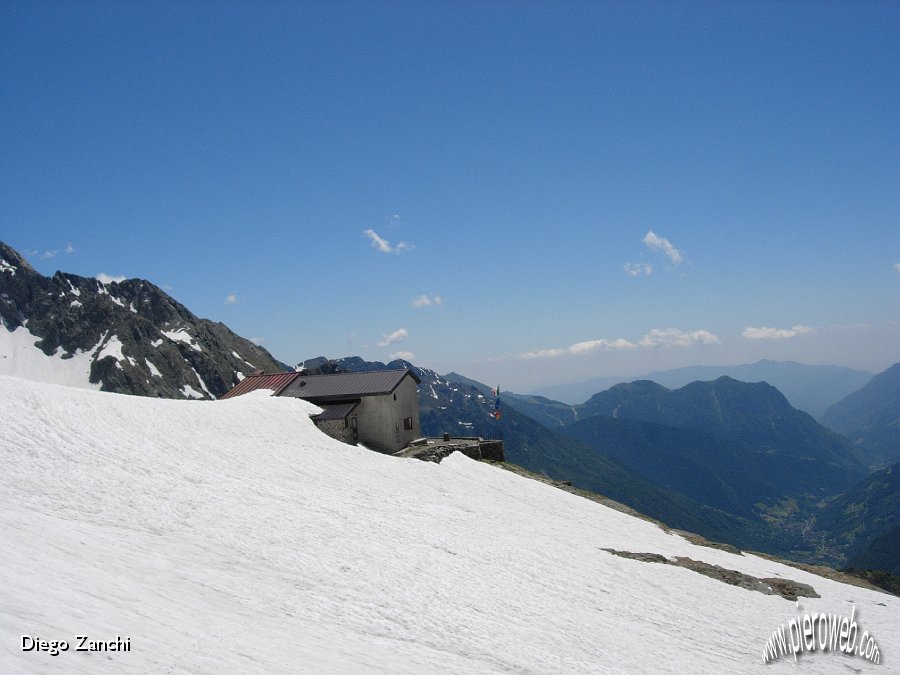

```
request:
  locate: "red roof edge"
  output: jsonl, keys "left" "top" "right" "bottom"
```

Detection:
{"left": 219, "top": 371, "right": 300, "bottom": 400}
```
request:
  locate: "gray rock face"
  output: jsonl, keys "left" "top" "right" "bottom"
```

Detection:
{"left": 0, "top": 241, "right": 287, "bottom": 399}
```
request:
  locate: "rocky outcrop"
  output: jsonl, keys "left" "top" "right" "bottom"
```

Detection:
{"left": 602, "top": 548, "right": 820, "bottom": 601}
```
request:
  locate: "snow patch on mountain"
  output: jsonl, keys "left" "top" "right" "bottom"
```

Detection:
{"left": 231, "top": 349, "right": 254, "bottom": 367}
{"left": 162, "top": 327, "right": 202, "bottom": 352}
{"left": 0, "top": 325, "right": 101, "bottom": 390}
{"left": 146, "top": 359, "right": 162, "bottom": 378}
{"left": 180, "top": 383, "right": 205, "bottom": 399}
{"left": 96, "top": 334, "right": 133, "bottom": 369}
{"left": 188, "top": 365, "right": 213, "bottom": 397}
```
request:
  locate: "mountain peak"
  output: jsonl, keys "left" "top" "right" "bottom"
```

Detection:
{"left": 0, "top": 242, "right": 36, "bottom": 275}
{"left": 0, "top": 241, "right": 285, "bottom": 399}
{"left": 605, "top": 379, "right": 670, "bottom": 395}
{"left": 822, "top": 361, "right": 900, "bottom": 467}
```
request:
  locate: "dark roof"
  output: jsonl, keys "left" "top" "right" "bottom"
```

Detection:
{"left": 219, "top": 371, "right": 301, "bottom": 400}
{"left": 279, "top": 369, "right": 420, "bottom": 401}
{"left": 310, "top": 401, "right": 359, "bottom": 421}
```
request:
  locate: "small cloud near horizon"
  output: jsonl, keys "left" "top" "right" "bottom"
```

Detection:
{"left": 624, "top": 262, "right": 652, "bottom": 277}
{"left": 250, "top": 337, "right": 264, "bottom": 346}
{"left": 40, "top": 243, "right": 75, "bottom": 259}
{"left": 742, "top": 325, "right": 814, "bottom": 340}
{"left": 364, "top": 229, "right": 414, "bottom": 254}
{"left": 390, "top": 351, "right": 416, "bottom": 361}
{"left": 225, "top": 293, "right": 238, "bottom": 304}
{"left": 639, "top": 328, "right": 719, "bottom": 347}
{"left": 522, "top": 338, "right": 638, "bottom": 359}
{"left": 378, "top": 328, "right": 408, "bottom": 347}
{"left": 522, "top": 328, "right": 718, "bottom": 358}
{"left": 411, "top": 294, "right": 442, "bottom": 308}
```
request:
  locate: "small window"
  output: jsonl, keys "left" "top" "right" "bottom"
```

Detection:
{"left": 404, "top": 416, "right": 414, "bottom": 431}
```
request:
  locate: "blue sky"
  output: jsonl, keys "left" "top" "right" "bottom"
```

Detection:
{"left": 2, "top": 1, "right": 898, "bottom": 391}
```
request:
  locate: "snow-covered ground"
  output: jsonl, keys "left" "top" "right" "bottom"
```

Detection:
{"left": 0, "top": 325, "right": 100, "bottom": 391}
{"left": 1, "top": 375, "right": 896, "bottom": 673}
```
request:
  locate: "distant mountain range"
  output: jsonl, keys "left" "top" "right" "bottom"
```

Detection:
{"left": 562, "top": 378, "right": 867, "bottom": 520}
{"left": 532, "top": 359, "right": 873, "bottom": 418}
{"left": 0, "top": 241, "right": 285, "bottom": 398}
{"left": 821, "top": 362, "right": 900, "bottom": 467}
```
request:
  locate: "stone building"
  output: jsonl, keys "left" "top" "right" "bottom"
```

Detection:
{"left": 220, "top": 369, "right": 422, "bottom": 454}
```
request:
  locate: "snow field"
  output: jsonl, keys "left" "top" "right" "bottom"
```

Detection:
{"left": 0, "top": 375, "right": 896, "bottom": 673}
{"left": 0, "top": 326, "right": 100, "bottom": 391}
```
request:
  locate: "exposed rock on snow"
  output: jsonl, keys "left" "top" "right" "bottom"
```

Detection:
{"left": 602, "top": 549, "right": 822, "bottom": 601}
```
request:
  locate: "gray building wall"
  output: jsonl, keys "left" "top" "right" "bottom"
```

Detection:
{"left": 313, "top": 418, "right": 357, "bottom": 445}
{"left": 354, "top": 375, "right": 421, "bottom": 453}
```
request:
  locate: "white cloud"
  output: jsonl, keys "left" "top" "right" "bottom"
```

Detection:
{"left": 624, "top": 262, "right": 652, "bottom": 277}
{"left": 390, "top": 351, "right": 416, "bottom": 361}
{"left": 742, "top": 325, "right": 814, "bottom": 340}
{"left": 639, "top": 328, "right": 720, "bottom": 348}
{"left": 40, "top": 243, "right": 75, "bottom": 259}
{"left": 364, "top": 229, "right": 392, "bottom": 253}
{"left": 250, "top": 337, "right": 264, "bottom": 346}
{"left": 225, "top": 293, "right": 238, "bottom": 304}
{"left": 411, "top": 294, "right": 442, "bottom": 308}
{"left": 364, "top": 229, "right": 414, "bottom": 254}
{"left": 521, "top": 338, "right": 637, "bottom": 359}
{"left": 96, "top": 273, "right": 126, "bottom": 285}
{"left": 643, "top": 231, "right": 683, "bottom": 265}
{"left": 894, "top": 263, "right": 900, "bottom": 274}
{"left": 523, "top": 328, "right": 719, "bottom": 358}
{"left": 570, "top": 339, "right": 637, "bottom": 353}
{"left": 378, "top": 328, "right": 408, "bottom": 347}
{"left": 521, "top": 348, "right": 566, "bottom": 359}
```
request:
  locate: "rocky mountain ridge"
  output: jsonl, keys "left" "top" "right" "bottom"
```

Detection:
{"left": 532, "top": 359, "right": 874, "bottom": 417}
{"left": 822, "top": 362, "right": 900, "bottom": 467}
{"left": 0, "top": 241, "right": 286, "bottom": 399}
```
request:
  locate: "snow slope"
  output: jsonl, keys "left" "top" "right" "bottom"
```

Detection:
{"left": 0, "top": 324, "right": 101, "bottom": 391}
{"left": 0, "top": 375, "right": 896, "bottom": 673}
